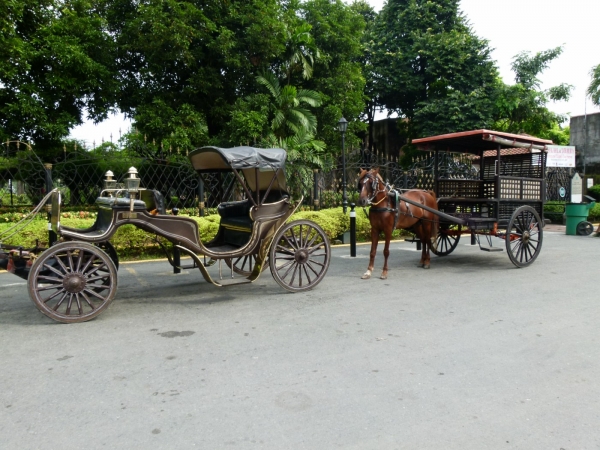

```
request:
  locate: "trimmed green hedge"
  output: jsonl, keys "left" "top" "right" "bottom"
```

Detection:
{"left": 0, "top": 206, "right": 417, "bottom": 260}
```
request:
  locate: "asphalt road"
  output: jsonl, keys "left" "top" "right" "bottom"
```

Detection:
{"left": 1, "top": 230, "right": 599, "bottom": 450}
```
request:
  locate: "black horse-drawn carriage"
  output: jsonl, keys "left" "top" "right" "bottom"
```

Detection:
{"left": 357, "top": 130, "right": 551, "bottom": 277}
{"left": 2, "top": 146, "right": 331, "bottom": 323}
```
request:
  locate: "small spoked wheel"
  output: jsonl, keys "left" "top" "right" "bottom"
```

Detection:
{"left": 224, "top": 254, "right": 268, "bottom": 276}
{"left": 431, "top": 224, "right": 461, "bottom": 256}
{"left": 28, "top": 242, "right": 118, "bottom": 323}
{"left": 269, "top": 220, "right": 331, "bottom": 292}
{"left": 576, "top": 221, "right": 594, "bottom": 236}
{"left": 505, "top": 206, "right": 543, "bottom": 268}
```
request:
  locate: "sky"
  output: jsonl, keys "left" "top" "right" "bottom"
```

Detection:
{"left": 69, "top": 0, "right": 600, "bottom": 146}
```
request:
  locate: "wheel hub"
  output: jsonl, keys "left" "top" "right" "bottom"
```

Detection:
{"left": 522, "top": 231, "right": 530, "bottom": 244}
{"left": 63, "top": 273, "right": 86, "bottom": 293}
{"left": 294, "top": 249, "right": 309, "bottom": 264}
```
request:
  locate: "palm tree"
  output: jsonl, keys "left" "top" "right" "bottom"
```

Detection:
{"left": 283, "top": 23, "right": 320, "bottom": 84}
{"left": 257, "top": 71, "right": 322, "bottom": 138}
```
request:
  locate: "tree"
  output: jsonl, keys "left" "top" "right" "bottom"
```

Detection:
{"left": 370, "top": 0, "right": 498, "bottom": 139}
{"left": 257, "top": 71, "right": 322, "bottom": 138}
{"left": 300, "top": 0, "right": 368, "bottom": 153}
{"left": 587, "top": 63, "right": 600, "bottom": 107}
{"left": 493, "top": 47, "right": 572, "bottom": 139}
{"left": 0, "top": 0, "right": 118, "bottom": 150}
{"left": 105, "top": 0, "right": 287, "bottom": 144}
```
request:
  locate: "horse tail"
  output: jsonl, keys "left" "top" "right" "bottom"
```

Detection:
{"left": 426, "top": 190, "right": 439, "bottom": 241}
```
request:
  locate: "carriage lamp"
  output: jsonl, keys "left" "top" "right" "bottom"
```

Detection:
{"left": 126, "top": 167, "right": 141, "bottom": 193}
{"left": 104, "top": 170, "right": 117, "bottom": 192}
{"left": 337, "top": 117, "right": 349, "bottom": 214}
{"left": 126, "top": 167, "right": 141, "bottom": 212}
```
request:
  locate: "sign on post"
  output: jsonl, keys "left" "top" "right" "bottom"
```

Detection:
{"left": 571, "top": 172, "right": 582, "bottom": 203}
{"left": 559, "top": 186, "right": 566, "bottom": 198}
{"left": 547, "top": 145, "right": 576, "bottom": 167}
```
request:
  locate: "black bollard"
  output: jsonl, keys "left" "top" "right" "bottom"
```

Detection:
{"left": 350, "top": 203, "right": 356, "bottom": 257}
{"left": 172, "top": 207, "right": 181, "bottom": 273}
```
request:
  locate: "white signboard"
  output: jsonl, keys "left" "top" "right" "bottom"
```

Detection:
{"left": 571, "top": 172, "right": 582, "bottom": 203}
{"left": 547, "top": 145, "right": 576, "bottom": 167}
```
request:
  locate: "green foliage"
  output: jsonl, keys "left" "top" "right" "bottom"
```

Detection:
{"left": 131, "top": 101, "right": 209, "bottom": 155}
{"left": 291, "top": 210, "right": 345, "bottom": 240}
{"left": 588, "top": 64, "right": 600, "bottom": 107}
{"left": 300, "top": 0, "right": 368, "bottom": 153}
{"left": 493, "top": 47, "right": 572, "bottom": 139}
{"left": 257, "top": 71, "right": 322, "bottom": 138}
{"left": 370, "top": 0, "right": 498, "bottom": 138}
{"left": 0, "top": 0, "right": 118, "bottom": 149}
{"left": 221, "top": 94, "right": 271, "bottom": 146}
{"left": 587, "top": 184, "right": 600, "bottom": 201}
{"left": 109, "top": 0, "right": 287, "bottom": 140}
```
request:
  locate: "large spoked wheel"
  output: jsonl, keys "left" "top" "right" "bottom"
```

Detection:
{"left": 28, "top": 242, "right": 118, "bottom": 323}
{"left": 269, "top": 220, "right": 331, "bottom": 292}
{"left": 431, "top": 224, "right": 461, "bottom": 256}
{"left": 225, "top": 254, "right": 268, "bottom": 276}
{"left": 505, "top": 206, "right": 543, "bottom": 268}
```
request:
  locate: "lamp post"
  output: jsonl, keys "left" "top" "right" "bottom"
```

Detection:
{"left": 338, "top": 117, "right": 348, "bottom": 213}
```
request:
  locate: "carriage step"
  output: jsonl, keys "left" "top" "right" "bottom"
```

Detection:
{"left": 479, "top": 247, "right": 503, "bottom": 252}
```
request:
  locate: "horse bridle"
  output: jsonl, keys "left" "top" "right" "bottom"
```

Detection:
{"left": 359, "top": 172, "right": 388, "bottom": 206}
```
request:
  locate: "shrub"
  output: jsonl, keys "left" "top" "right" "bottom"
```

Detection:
{"left": 589, "top": 203, "right": 600, "bottom": 222}
{"left": 0, "top": 205, "right": 416, "bottom": 261}
{"left": 587, "top": 184, "right": 600, "bottom": 202}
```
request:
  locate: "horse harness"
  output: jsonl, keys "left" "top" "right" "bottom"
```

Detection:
{"left": 360, "top": 172, "right": 416, "bottom": 230}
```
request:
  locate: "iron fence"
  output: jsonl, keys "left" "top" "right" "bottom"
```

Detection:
{"left": 0, "top": 140, "right": 578, "bottom": 213}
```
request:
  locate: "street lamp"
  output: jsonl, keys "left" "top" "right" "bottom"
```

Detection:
{"left": 338, "top": 117, "right": 348, "bottom": 213}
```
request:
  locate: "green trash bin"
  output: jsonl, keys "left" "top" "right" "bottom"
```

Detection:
{"left": 565, "top": 202, "right": 596, "bottom": 235}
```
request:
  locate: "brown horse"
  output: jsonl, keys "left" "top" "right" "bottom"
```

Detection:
{"left": 357, "top": 167, "right": 439, "bottom": 279}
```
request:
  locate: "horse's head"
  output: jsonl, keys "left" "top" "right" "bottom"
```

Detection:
{"left": 357, "top": 167, "right": 383, "bottom": 207}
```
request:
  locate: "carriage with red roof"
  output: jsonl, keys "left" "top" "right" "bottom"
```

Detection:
{"left": 410, "top": 129, "right": 550, "bottom": 266}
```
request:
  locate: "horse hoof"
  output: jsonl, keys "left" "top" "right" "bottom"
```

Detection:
{"left": 361, "top": 274, "right": 371, "bottom": 279}
{"left": 423, "top": 264, "right": 430, "bottom": 269}
{"left": 380, "top": 275, "right": 387, "bottom": 280}
{"left": 416, "top": 263, "right": 424, "bottom": 268}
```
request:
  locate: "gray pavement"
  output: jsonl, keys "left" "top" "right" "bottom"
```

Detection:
{"left": 1, "top": 230, "right": 600, "bottom": 449}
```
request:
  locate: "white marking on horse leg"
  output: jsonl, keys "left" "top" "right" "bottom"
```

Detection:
{"left": 361, "top": 269, "right": 372, "bottom": 279}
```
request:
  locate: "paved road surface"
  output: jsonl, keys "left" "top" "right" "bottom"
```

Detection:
{"left": 1, "top": 230, "right": 599, "bottom": 449}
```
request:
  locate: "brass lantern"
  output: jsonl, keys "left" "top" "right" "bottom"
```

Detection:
{"left": 126, "top": 167, "right": 140, "bottom": 193}
{"left": 104, "top": 170, "right": 117, "bottom": 192}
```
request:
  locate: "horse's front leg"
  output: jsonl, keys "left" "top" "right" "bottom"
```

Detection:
{"left": 380, "top": 228, "right": 393, "bottom": 279}
{"left": 362, "top": 227, "right": 379, "bottom": 279}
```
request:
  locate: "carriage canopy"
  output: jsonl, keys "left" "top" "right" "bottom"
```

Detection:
{"left": 188, "top": 146, "right": 288, "bottom": 193}
{"left": 412, "top": 129, "right": 553, "bottom": 155}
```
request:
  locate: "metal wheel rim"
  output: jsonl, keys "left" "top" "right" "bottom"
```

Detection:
{"left": 224, "top": 254, "right": 268, "bottom": 276}
{"left": 28, "top": 242, "right": 118, "bottom": 323}
{"left": 431, "top": 224, "right": 461, "bottom": 256}
{"left": 505, "top": 206, "right": 543, "bottom": 268}
{"left": 269, "top": 220, "right": 331, "bottom": 292}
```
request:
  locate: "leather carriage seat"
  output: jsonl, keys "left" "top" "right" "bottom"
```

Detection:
{"left": 216, "top": 192, "right": 288, "bottom": 247}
